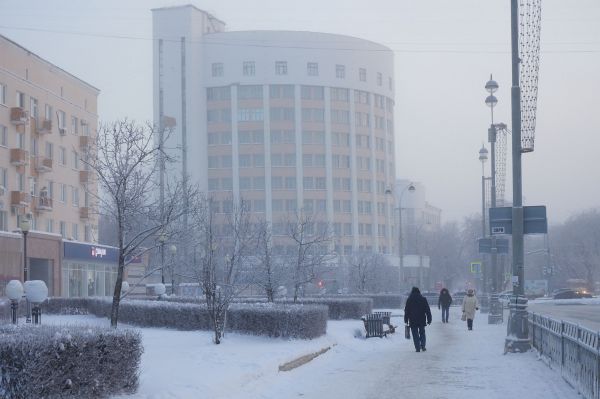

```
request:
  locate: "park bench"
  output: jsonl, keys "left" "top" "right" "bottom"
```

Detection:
{"left": 361, "top": 312, "right": 396, "bottom": 338}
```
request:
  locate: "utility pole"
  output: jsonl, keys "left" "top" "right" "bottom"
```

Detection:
{"left": 505, "top": 0, "right": 531, "bottom": 352}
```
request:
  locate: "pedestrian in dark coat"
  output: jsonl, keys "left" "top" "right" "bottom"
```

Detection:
{"left": 404, "top": 287, "right": 432, "bottom": 352}
{"left": 438, "top": 288, "right": 453, "bottom": 323}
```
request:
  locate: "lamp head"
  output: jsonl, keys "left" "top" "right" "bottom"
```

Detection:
{"left": 20, "top": 218, "right": 30, "bottom": 233}
{"left": 485, "top": 76, "right": 499, "bottom": 94}
{"left": 485, "top": 95, "right": 498, "bottom": 109}
{"left": 169, "top": 244, "right": 177, "bottom": 255}
{"left": 479, "top": 146, "right": 489, "bottom": 163}
{"left": 407, "top": 184, "right": 416, "bottom": 192}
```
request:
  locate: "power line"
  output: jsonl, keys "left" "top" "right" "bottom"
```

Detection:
{"left": 0, "top": 24, "right": 599, "bottom": 54}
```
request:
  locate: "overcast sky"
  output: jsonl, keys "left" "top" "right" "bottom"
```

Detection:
{"left": 1, "top": 0, "right": 598, "bottom": 224}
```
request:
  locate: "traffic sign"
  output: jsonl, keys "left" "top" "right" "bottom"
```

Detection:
{"left": 489, "top": 206, "right": 548, "bottom": 235}
{"left": 478, "top": 237, "right": 510, "bottom": 254}
{"left": 470, "top": 262, "right": 482, "bottom": 274}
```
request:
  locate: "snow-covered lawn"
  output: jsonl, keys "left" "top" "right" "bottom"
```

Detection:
{"left": 42, "top": 307, "right": 579, "bottom": 399}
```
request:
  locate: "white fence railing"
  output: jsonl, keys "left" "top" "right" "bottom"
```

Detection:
{"left": 528, "top": 312, "right": 600, "bottom": 399}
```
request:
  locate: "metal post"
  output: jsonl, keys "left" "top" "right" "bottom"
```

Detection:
{"left": 23, "top": 230, "right": 31, "bottom": 323}
{"left": 10, "top": 300, "right": 18, "bottom": 325}
{"left": 398, "top": 206, "right": 404, "bottom": 289}
{"left": 481, "top": 174, "right": 487, "bottom": 295}
{"left": 505, "top": 0, "right": 531, "bottom": 352}
{"left": 489, "top": 124, "right": 502, "bottom": 324}
{"left": 161, "top": 242, "right": 165, "bottom": 285}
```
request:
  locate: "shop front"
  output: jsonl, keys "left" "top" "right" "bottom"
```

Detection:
{"left": 62, "top": 242, "right": 119, "bottom": 297}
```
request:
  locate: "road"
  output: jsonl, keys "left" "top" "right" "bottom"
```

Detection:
{"left": 528, "top": 300, "right": 600, "bottom": 331}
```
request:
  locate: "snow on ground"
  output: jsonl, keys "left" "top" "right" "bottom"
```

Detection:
{"left": 42, "top": 307, "right": 579, "bottom": 399}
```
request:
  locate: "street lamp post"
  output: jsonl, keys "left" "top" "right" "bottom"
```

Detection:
{"left": 478, "top": 146, "right": 488, "bottom": 295}
{"left": 386, "top": 183, "right": 416, "bottom": 290}
{"left": 20, "top": 218, "right": 31, "bottom": 323}
{"left": 169, "top": 244, "right": 177, "bottom": 295}
{"left": 158, "top": 232, "right": 167, "bottom": 286}
{"left": 485, "top": 75, "right": 503, "bottom": 324}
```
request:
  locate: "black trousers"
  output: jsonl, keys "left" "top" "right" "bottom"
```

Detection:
{"left": 467, "top": 319, "right": 473, "bottom": 330}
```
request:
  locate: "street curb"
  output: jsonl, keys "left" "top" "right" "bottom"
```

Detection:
{"left": 278, "top": 345, "right": 335, "bottom": 372}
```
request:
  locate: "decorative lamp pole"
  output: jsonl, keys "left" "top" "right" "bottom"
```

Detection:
{"left": 478, "top": 146, "right": 488, "bottom": 295}
{"left": 386, "top": 183, "right": 416, "bottom": 289}
{"left": 486, "top": 75, "right": 503, "bottom": 324}
{"left": 158, "top": 232, "right": 167, "bottom": 285}
{"left": 20, "top": 218, "right": 31, "bottom": 323}
{"left": 24, "top": 280, "right": 48, "bottom": 325}
{"left": 6, "top": 280, "right": 24, "bottom": 325}
{"left": 169, "top": 244, "right": 177, "bottom": 295}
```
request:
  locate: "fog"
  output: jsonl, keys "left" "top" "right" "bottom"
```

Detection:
{"left": 1, "top": 0, "right": 598, "bottom": 223}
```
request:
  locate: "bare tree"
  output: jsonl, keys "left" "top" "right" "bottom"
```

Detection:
{"left": 284, "top": 211, "right": 332, "bottom": 302}
{"left": 189, "top": 196, "right": 255, "bottom": 344}
{"left": 254, "top": 219, "right": 287, "bottom": 302}
{"left": 83, "top": 119, "right": 185, "bottom": 327}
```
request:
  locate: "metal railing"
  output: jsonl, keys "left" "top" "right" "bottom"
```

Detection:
{"left": 528, "top": 312, "right": 600, "bottom": 399}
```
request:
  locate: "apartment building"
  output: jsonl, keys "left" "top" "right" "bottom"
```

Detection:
{"left": 153, "top": 5, "right": 397, "bottom": 256}
{"left": 0, "top": 34, "right": 99, "bottom": 295}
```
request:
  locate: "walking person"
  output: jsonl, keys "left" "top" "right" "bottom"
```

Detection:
{"left": 462, "top": 288, "right": 479, "bottom": 330}
{"left": 404, "top": 287, "right": 432, "bottom": 352}
{"left": 438, "top": 288, "right": 453, "bottom": 323}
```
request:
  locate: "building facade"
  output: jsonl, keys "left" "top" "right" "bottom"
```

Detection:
{"left": 0, "top": 34, "right": 99, "bottom": 295}
{"left": 153, "top": 5, "right": 397, "bottom": 256}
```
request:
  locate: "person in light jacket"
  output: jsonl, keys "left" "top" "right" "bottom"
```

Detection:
{"left": 461, "top": 288, "right": 479, "bottom": 330}
{"left": 437, "top": 288, "right": 453, "bottom": 323}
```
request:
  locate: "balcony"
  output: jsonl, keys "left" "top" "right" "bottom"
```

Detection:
{"left": 10, "top": 148, "right": 29, "bottom": 166}
{"left": 79, "top": 170, "right": 91, "bottom": 184}
{"left": 35, "top": 118, "right": 53, "bottom": 135}
{"left": 79, "top": 135, "right": 91, "bottom": 149}
{"left": 10, "top": 107, "right": 29, "bottom": 125}
{"left": 79, "top": 207, "right": 90, "bottom": 220}
{"left": 10, "top": 191, "right": 30, "bottom": 207}
{"left": 35, "top": 196, "right": 53, "bottom": 212}
{"left": 34, "top": 156, "right": 53, "bottom": 173}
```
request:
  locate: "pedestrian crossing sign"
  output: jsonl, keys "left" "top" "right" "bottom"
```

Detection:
{"left": 470, "top": 262, "right": 482, "bottom": 274}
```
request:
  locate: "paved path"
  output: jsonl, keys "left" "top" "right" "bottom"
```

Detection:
{"left": 248, "top": 307, "right": 580, "bottom": 399}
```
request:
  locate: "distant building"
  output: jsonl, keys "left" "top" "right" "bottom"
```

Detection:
{"left": 152, "top": 5, "right": 397, "bottom": 256}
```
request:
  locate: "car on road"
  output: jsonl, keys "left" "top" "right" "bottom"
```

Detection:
{"left": 553, "top": 288, "right": 593, "bottom": 299}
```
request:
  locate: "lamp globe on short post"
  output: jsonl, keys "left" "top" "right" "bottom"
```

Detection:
{"left": 24, "top": 280, "right": 48, "bottom": 325}
{"left": 6, "top": 280, "right": 24, "bottom": 325}
{"left": 154, "top": 283, "right": 166, "bottom": 299}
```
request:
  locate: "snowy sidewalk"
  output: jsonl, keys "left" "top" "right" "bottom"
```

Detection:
{"left": 43, "top": 307, "right": 579, "bottom": 399}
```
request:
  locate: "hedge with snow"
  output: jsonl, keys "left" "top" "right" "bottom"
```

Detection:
{"left": 0, "top": 325, "right": 141, "bottom": 398}
{"left": 37, "top": 298, "right": 328, "bottom": 339}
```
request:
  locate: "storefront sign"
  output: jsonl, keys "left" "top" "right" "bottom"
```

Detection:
{"left": 64, "top": 241, "right": 118, "bottom": 263}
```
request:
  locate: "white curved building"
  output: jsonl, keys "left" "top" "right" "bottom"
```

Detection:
{"left": 153, "top": 5, "right": 396, "bottom": 255}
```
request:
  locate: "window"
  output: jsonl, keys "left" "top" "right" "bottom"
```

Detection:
{"left": 315, "top": 177, "right": 326, "bottom": 190}
{"left": 30, "top": 97, "right": 38, "bottom": 118}
{"left": 269, "top": 85, "right": 294, "bottom": 99}
{"left": 301, "top": 108, "right": 325, "bottom": 122}
{"left": 221, "top": 155, "right": 232, "bottom": 168}
{"left": 254, "top": 200, "right": 265, "bottom": 212}
{"left": 331, "top": 110, "right": 350, "bottom": 124}
{"left": 335, "top": 65, "right": 345, "bottom": 79}
{"left": 286, "top": 199, "right": 297, "bottom": 211}
{"left": 57, "top": 110, "right": 66, "bottom": 129}
{"left": 303, "top": 177, "right": 314, "bottom": 190}
{"left": 208, "top": 178, "right": 219, "bottom": 191}
{"left": 270, "top": 107, "right": 295, "bottom": 121}
{"left": 212, "top": 63, "right": 224, "bottom": 77}
{"left": 359, "top": 68, "right": 367, "bottom": 82}
{"left": 221, "top": 177, "right": 232, "bottom": 190}
{"left": 355, "top": 90, "right": 369, "bottom": 104}
{"left": 331, "top": 88, "right": 349, "bottom": 102}
{"left": 301, "top": 86, "right": 324, "bottom": 100}
{"left": 72, "top": 224, "right": 79, "bottom": 240}
{"left": 71, "top": 116, "right": 79, "bottom": 135}
{"left": 0, "top": 83, "right": 6, "bottom": 105}
{"left": 243, "top": 61, "right": 255, "bottom": 76}
{"left": 307, "top": 62, "right": 318, "bottom": 76}
{"left": 238, "top": 85, "right": 263, "bottom": 100}
{"left": 207, "top": 87, "right": 231, "bottom": 101}
{"left": 45, "top": 142, "right": 53, "bottom": 159}
{"left": 46, "top": 219, "right": 54, "bottom": 233}
{"left": 0, "top": 168, "right": 7, "bottom": 190}
{"left": 237, "top": 108, "right": 264, "bottom": 122}
{"left": 285, "top": 176, "right": 296, "bottom": 189}
{"left": 16, "top": 91, "right": 25, "bottom": 107}
{"left": 72, "top": 151, "right": 79, "bottom": 169}
{"left": 16, "top": 132, "right": 25, "bottom": 149}
{"left": 59, "top": 221, "right": 67, "bottom": 238}
{"left": 271, "top": 176, "right": 283, "bottom": 189}
{"left": 208, "top": 156, "right": 219, "bottom": 169}
{"left": 389, "top": 77, "right": 393, "bottom": 90}
{"left": 284, "top": 153, "right": 296, "bottom": 166}
{"left": 253, "top": 176, "right": 265, "bottom": 190}
{"left": 44, "top": 104, "right": 53, "bottom": 121}
{"left": 377, "top": 72, "right": 383, "bottom": 86}
{"left": 253, "top": 154, "right": 264, "bottom": 167}
{"left": 0, "top": 124, "right": 6, "bottom": 147}
{"left": 30, "top": 137, "right": 38, "bottom": 156}
{"left": 59, "top": 147, "right": 66, "bottom": 166}
{"left": 59, "top": 183, "right": 66, "bottom": 202}
{"left": 275, "top": 61, "right": 288, "bottom": 75}
{"left": 84, "top": 225, "right": 92, "bottom": 242}
{"left": 239, "top": 154, "right": 251, "bottom": 168}
{"left": 272, "top": 199, "right": 284, "bottom": 212}
{"left": 239, "top": 177, "right": 251, "bottom": 190}
{"left": 72, "top": 187, "right": 79, "bottom": 206}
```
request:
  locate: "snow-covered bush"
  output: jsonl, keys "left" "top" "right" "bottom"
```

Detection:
{"left": 281, "top": 297, "right": 372, "bottom": 319}
{"left": 227, "top": 303, "right": 328, "bottom": 339}
{"left": 0, "top": 324, "right": 142, "bottom": 398}
{"left": 42, "top": 297, "right": 92, "bottom": 315}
